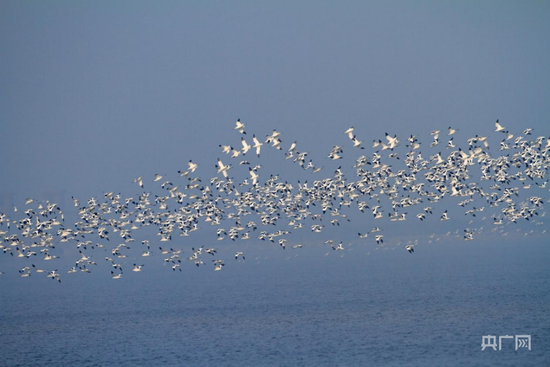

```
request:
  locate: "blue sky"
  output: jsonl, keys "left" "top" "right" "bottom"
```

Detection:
{"left": 1, "top": 1, "right": 549, "bottom": 242}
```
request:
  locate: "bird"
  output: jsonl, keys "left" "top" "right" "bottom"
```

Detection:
{"left": 216, "top": 158, "right": 231, "bottom": 178}
{"left": 385, "top": 133, "right": 399, "bottom": 149}
{"left": 133, "top": 176, "right": 144, "bottom": 189}
{"left": 289, "top": 141, "right": 297, "bottom": 152}
{"left": 241, "top": 137, "right": 251, "bottom": 155}
{"left": 234, "top": 119, "right": 246, "bottom": 134}
{"left": 213, "top": 260, "right": 224, "bottom": 271}
{"left": 172, "top": 264, "right": 182, "bottom": 272}
{"left": 132, "top": 264, "right": 144, "bottom": 272}
{"left": 252, "top": 135, "right": 263, "bottom": 157}
{"left": 344, "top": 127, "right": 354, "bottom": 139}
{"left": 219, "top": 144, "right": 231, "bottom": 154}
{"left": 446, "top": 138, "right": 455, "bottom": 149}
{"left": 188, "top": 160, "right": 198, "bottom": 173}
{"left": 2, "top": 117, "right": 549, "bottom": 283}
{"left": 46, "top": 270, "right": 61, "bottom": 282}
{"left": 249, "top": 168, "right": 259, "bottom": 186}
{"left": 351, "top": 136, "right": 365, "bottom": 149}
{"left": 331, "top": 242, "right": 344, "bottom": 251}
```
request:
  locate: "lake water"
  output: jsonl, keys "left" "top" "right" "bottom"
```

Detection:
{"left": 1, "top": 239, "right": 549, "bottom": 366}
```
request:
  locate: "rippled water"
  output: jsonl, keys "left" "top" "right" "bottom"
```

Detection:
{"left": 1, "top": 240, "right": 549, "bottom": 366}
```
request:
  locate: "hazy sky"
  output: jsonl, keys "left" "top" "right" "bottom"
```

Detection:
{"left": 1, "top": 0, "right": 549, "bottom": 213}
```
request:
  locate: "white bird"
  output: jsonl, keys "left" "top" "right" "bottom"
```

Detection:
{"left": 230, "top": 147, "right": 241, "bottom": 158}
{"left": 352, "top": 136, "right": 365, "bottom": 149}
{"left": 216, "top": 158, "right": 231, "bottom": 178}
{"left": 132, "top": 264, "right": 144, "bottom": 272}
{"left": 271, "top": 138, "right": 282, "bottom": 150}
{"left": 219, "top": 144, "right": 231, "bottom": 154}
{"left": 267, "top": 130, "right": 281, "bottom": 140}
{"left": 252, "top": 135, "right": 263, "bottom": 157}
{"left": 32, "top": 264, "right": 45, "bottom": 273}
{"left": 172, "top": 264, "right": 182, "bottom": 272}
{"left": 495, "top": 119, "right": 506, "bottom": 132}
{"left": 47, "top": 270, "right": 61, "bottom": 282}
{"left": 234, "top": 119, "right": 246, "bottom": 134}
{"left": 133, "top": 176, "right": 144, "bottom": 188}
{"left": 249, "top": 168, "right": 259, "bottom": 186}
{"left": 20, "top": 267, "right": 31, "bottom": 277}
{"left": 446, "top": 138, "right": 456, "bottom": 149}
{"left": 385, "top": 133, "right": 399, "bottom": 149}
{"left": 187, "top": 160, "right": 198, "bottom": 173}
{"left": 241, "top": 137, "right": 251, "bottom": 155}
{"left": 289, "top": 141, "right": 297, "bottom": 152}
{"left": 194, "top": 260, "right": 204, "bottom": 267}
{"left": 344, "top": 127, "right": 354, "bottom": 139}
{"left": 331, "top": 242, "right": 344, "bottom": 251}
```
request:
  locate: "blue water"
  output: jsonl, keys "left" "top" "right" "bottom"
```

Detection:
{"left": 1, "top": 240, "right": 549, "bottom": 366}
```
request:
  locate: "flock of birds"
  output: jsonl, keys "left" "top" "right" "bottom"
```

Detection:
{"left": 1, "top": 119, "right": 549, "bottom": 282}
